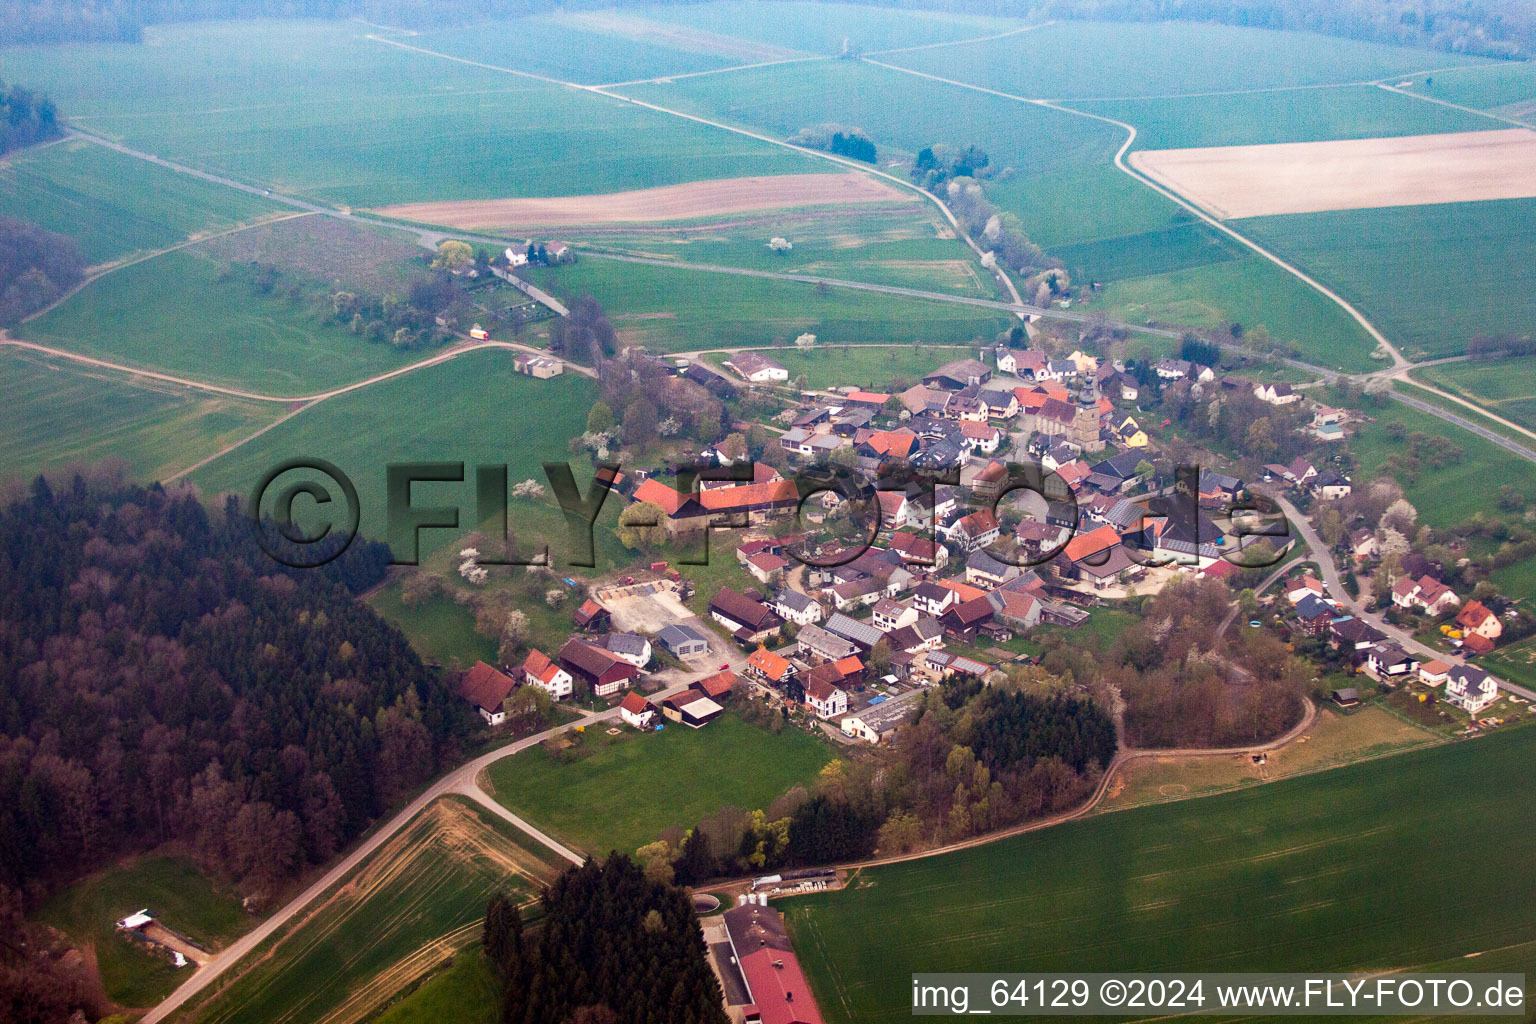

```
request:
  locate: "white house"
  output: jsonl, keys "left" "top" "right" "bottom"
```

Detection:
{"left": 521, "top": 649, "right": 574, "bottom": 701}
{"left": 993, "top": 345, "right": 1017, "bottom": 374}
{"left": 722, "top": 352, "right": 788, "bottom": 383}
{"left": 805, "top": 677, "right": 848, "bottom": 720}
{"left": 619, "top": 692, "right": 657, "bottom": 729}
{"left": 872, "top": 597, "right": 918, "bottom": 632}
{"left": 1254, "top": 382, "right": 1302, "bottom": 405}
{"left": 772, "top": 588, "right": 823, "bottom": 626}
{"left": 1444, "top": 666, "right": 1498, "bottom": 715}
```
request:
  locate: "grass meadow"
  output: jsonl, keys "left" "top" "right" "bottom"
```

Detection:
{"left": 1236, "top": 198, "right": 1536, "bottom": 359}
{"left": 1093, "top": 257, "right": 1380, "bottom": 371}
{"left": 705, "top": 343, "right": 968, "bottom": 391}
{"left": 38, "top": 855, "right": 250, "bottom": 1009}
{"left": 0, "top": 139, "right": 285, "bottom": 266}
{"left": 19, "top": 248, "right": 419, "bottom": 394}
{"left": 484, "top": 715, "right": 835, "bottom": 856}
{"left": 372, "top": 949, "right": 501, "bottom": 1024}
{"left": 880, "top": 20, "right": 1481, "bottom": 99}
{"left": 1415, "top": 357, "right": 1536, "bottom": 433}
{"left": 1349, "top": 392, "right": 1536, "bottom": 527}
{"left": 0, "top": 21, "right": 821, "bottom": 209}
{"left": 786, "top": 724, "right": 1536, "bottom": 1024}
{"left": 0, "top": 350, "right": 281, "bottom": 485}
{"left": 185, "top": 797, "right": 555, "bottom": 1024}
{"left": 188, "top": 348, "right": 609, "bottom": 564}
{"left": 1403, "top": 64, "right": 1536, "bottom": 115}
{"left": 570, "top": 204, "right": 996, "bottom": 297}
{"left": 524, "top": 256, "right": 1013, "bottom": 354}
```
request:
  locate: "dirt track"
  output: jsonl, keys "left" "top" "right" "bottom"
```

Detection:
{"left": 374, "top": 173, "right": 915, "bottom": 229}
{"left": 1131, "top": 127, "right": 1536, "bottom": 218}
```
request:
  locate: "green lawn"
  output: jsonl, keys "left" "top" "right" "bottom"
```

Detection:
{"left": 1093, "top": 256, "right": 1379, "bottom": 371}
{"left": 1236, "top": 198, "right": 1536, "bottom": 359}
{"left": 189, "top": 348, "right": 602, "bottom": 561}
{"left": 37, "top": 856, "right": 249, "bottom": 1009}
{"left": 525, "top": 256, "right": 1013, "bottom": 355}
{"left": 0, "top": 20, "right": 821, "bottom": 209}
{"left": 1348, "top": 392, "right": 1536, "bottom": 527}
{"left": 367, "top": 584, "right": 498, "bottom": 669}
{"left": 19, "top": 248, "right": 420, "bottom": 393}
{"left": 1483, "top": 633, "right": 1536, "bottom": 691}
{"left": 785, "top": 724, "right": 1536, "bottom": 1023}
{"left": 705, "top": 343, "right": 968, "bottom": 390}
{"left": 1403, "top": 64, "right": 1536, "bottom": 114}
{"left": 1079, "top": 83, "right": 1491, "bottom": 151}
{"left": 0, "top": 139, "right": 285, "bottom": 266}
{"left": 186, "top": 797, "right": 553, "bottom": 1024}
{"left": 881, "top": 20, "right": 1482, "bottom": 99}
{"left": 484, "top": 714, "right": 836, "bottom": 856}
{"left": 372, "top": 949, "right": 501, "bottom": 1024}
{"left": 0, "top": 349, "right": 281, "bottom": 485}
{"left": 989, "top": 163, "right": 1187, "bottom": 251}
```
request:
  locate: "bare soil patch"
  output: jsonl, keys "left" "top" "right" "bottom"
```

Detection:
{"left": 1131, "top": 128, "right": 1536, "bottom": 218}
{"left": 375, "top": 174, "right": 914, "bottom": 230}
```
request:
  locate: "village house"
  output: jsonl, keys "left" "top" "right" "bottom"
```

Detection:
{"left": 993, "top": 345, "right": 1018, "bottom": 375}
{"left": 911, "top": 580, "right": 961, "bottom": 617}
{"left": 1253, "top": 381, "right": 1301, "bottom": 405}
{"left": 772, "top": 588, "right": 823, "bottom": 626}
{"left": 722, "top": 351, "right": 788, "bottom": 383}
{"left": 559, "top": 639, "right": 640, "bottom": 698}
{"left": 1311, "top": 469, "right": 1352, "bottom": 500}
{"left": 594, "top": 632, "right": 652, "bottom": 669}
{"left": 1456, "top": 600, "right": 1503, "bottom": 653}
{"left": 709, "top": 587, "right": 784, "bottom": 644}
{"left": 512, "top": 352, "right": 564, "bottom": 379}
{"left": 1350, "top": 528, "right": 1379, "bottom": 564}
{"left": 619, "top": 691, "right": 657, "bottom": 730}
{"left": 1444, "top": 665, "right": 1499, "bottom": 714}
{"left": 885, "top": 616, "right": 945, "bottom": 653}
{"left": 797, "top": 623, "right": 860, "bottom": 663}
{"left": 745, "top": 646, "right": 795, "bottom": 688}
{"left": 940, "top": 595, "right": 996, "bottom": 642}
{"left": 944, "top": 509, "right": 1001, "bottom": 552}
{"left": 804, "top": 675, "right": 849, "bottom": 719}
{"left": 457, "top": 661, "right": 518, "bottom": 725}
{"left": 871, "top": 597, "right": 918, "bottom": 632}
{"left": 966, "top": 548, "right": 1022, "bottom": 587}
{"left": 520, "top": 649, "right": 574, "bottom": 701}
{"left": 1391, "top": 574, "right": 1460, "bottom": 616}
{"left": 1367, "top": 643, "right": 1419, "bottom": 679}
{"left": 572, "top": 598, "right": 610, "bottom": 632}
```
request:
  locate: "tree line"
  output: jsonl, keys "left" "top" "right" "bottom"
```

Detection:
{"left": 0, "top": 477, "right": 468, "bottom": 907}
{"left": 483, "top": 855, "right": 727, "bottom": 1024}
{"left": 0, "top": 81, "right": 62, "bottom": 155}
{"left": 0, "top": 218, "right": 85, "bottom": 326}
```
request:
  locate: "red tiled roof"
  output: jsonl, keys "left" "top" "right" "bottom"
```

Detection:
{"left": 846, "top": 390, "right": 890, "bottom": 405}
{"left": 864, "top": 430, "right": 916, "bottom": 457}
{"left": 619, "top": 692, "right": 652, "bottom": 715}
{"left": 1457, "top": 601, "right": 1495, "bottom": 629}
{"left": 458, "top": 661, "right": 516, "bottom": 714}
{"left": 694, "top": 670, "right": 737, "bottom": 698}
{"left": 747, "top": 647, "right": 791, "bottom": 681}
{"left": 833, "top": 655, "right": 864, "bottom": 677}
{"left": 936, "top": 579, "right": 986, "bottom": 603}
{"left": 1064, "top": 524, "right": 1121, "bottom": 563}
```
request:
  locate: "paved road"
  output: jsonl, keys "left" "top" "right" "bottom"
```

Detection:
{"left": 1258, "top": 487, "right": 1536, "bottom": 702}
{"left": 139, "top": 678, "right": 698, "bottom": 1024}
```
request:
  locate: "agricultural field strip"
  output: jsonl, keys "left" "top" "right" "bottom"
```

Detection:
{"left": 1041, "top": 59, "right": 1500, "bottom": 103}
{"left": 1377, "top": 80, "right": 1536, "bottom": 129}
{"left": 859, "top": 56, "right": 1408, "bottom": 367}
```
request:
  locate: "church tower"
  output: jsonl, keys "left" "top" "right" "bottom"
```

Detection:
{"left": 1071, "top": 375, "right": 1103, "bottom": 451}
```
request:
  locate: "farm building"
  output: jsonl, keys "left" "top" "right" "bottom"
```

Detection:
{"left": 722, "top": 351, "right": 788, "bottom": 383}
{"left": 723, "top": 903, "right": 826, "bottom": 1024}
{"left": 512, "top": 352, "right": 564, "bottom": 378}
{"left": 457, "top": 661, "right": 518, "bottom": 725}
{"left": 661, "top": 692, "right": 725, "bottom": 728}
{"left": 558, "top": 639, "right": 639, "bottom": 698}
{"left": 708, "top": 588, "right": 783, "bottom": 644}
{"left": 841, "top": 691, "right": 923, "bottom": 744}
{"left": 521, "top": 649, "right": 574, "bottom": 700}
{"left": 657, "top": 623, "right": 711, "bottom": 658}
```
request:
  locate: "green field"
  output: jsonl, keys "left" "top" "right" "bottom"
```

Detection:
{"left": 1349, "top": 392, "right": 1536, "bottom": 527}
{"left": 1093, "top": 256, "right": 1379, "bottom": 371}
{"left": 1413, "top": 357, "right": 1536, "bottom": 434}
{"left": 38, "top": 856, "right": 249, "bottom": 1009}
{"left": 0, "top": 139, "right": 285, "bottom": 266}
{"left": 0, "top": 349, "right": 281, "bottom": 484}
{"left": 186, "top": 797, "right": 554, "bottom": 1024}
{"left": 1080, "top": 83, "right": 1491, "bottom": 150}
{"left": 188, "top": 348, "right": 602, "bottom": 559}
{"left": 566, "top": 204, "right": 996, "bottom": 298}
{"left": 634, "top": 0, "right": 1023, "bottom": 55}
{"left": 988, "top": 163, "right": 1184, "bottom": 250}
{"left": 18, "top": 248, "right": 420, "bottom": 393}
{"left": 882, "top": 20, "right": 1480, "bottom": 98}
{"left": 786, "top": 725, "right": 1536, "bottom": 1023}
{"left": 706, "top": 343, "right": 968, "bottom": 390}
{"left": 407, "top": 14, "right": 743, "bottom": 84}
{"left": 0, "top": 20, "right": 821, "bottom": 209}
{"left": 1483, "top": 634, "right": 1536, "bottom": 691}
{"left": 367, "top": 584, "right": 499, "bottom": 669}
{"left": 1403, "top": 64, "right": 1536, "bottom": 116}
{"left": 372, "top": 949, "right": 501, "bottom": 1024}
{"left": 525, "top": 257, "right": 1013, "bottom": 354}
{"left": 484, "top": 715, "right": 835, "bottom": 856}
{"left": 1237, "top": 198, "right": 1536, "bottom": 359}
{"left": 630, "top": 59, "right": 1122, "bottom": 182}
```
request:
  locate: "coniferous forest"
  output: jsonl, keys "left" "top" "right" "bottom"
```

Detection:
{"left": 0, "top": 477, "right": 463, "bottom": 904}
{"left": 483, "top": 856, "right": 728, "bottom": 1024}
